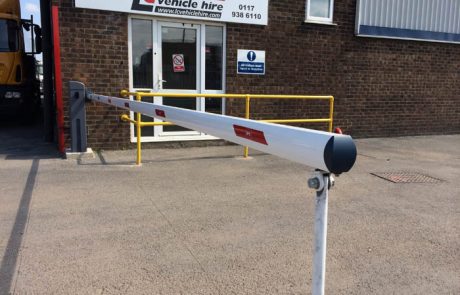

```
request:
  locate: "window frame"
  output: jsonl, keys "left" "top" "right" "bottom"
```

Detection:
{"left": 305, "top": 0, "right": 335, "bottom": 24}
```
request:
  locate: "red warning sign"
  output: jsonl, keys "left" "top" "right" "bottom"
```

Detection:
{"left": 172, "top": 54, "right": 185, "bottom": 73}
{"left": 233, "top": 125, "right": 268, "bottom": 145}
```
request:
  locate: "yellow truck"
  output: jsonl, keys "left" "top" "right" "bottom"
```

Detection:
{"left": 0, "top": 0, "right": 42, "bottom": 119}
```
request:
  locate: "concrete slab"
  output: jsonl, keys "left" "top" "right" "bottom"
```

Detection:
{"left": 65, "top": 148, "right": 95, "bottom": 160}
{"left": 0, "top": 130, "right": 459, "bottom": 294}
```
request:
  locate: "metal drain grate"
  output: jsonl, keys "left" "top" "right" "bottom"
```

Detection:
{"left": 371, "top": 172, "right": 443, "bottom": 183}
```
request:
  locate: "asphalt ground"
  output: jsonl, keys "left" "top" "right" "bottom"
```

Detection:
{"left": 0, "top": 124, "right": 459, "bottom": 294}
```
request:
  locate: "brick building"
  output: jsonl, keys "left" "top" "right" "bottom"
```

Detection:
{"left": 52, "top": 0, "right": 460, "bottom": 150}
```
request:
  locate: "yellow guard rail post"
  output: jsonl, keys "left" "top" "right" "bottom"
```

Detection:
{"left": 244, "top": 95, "right": 251, "bottom": 158}
{"left": 136, "top": 93, "right": 142, "bottom": 165}
{"left": 120, "top": 91, "right": 334, "bottom": 166}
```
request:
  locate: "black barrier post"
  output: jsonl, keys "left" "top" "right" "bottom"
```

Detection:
{"left": 68, "top": 81, "right": 87, "bottom": 153}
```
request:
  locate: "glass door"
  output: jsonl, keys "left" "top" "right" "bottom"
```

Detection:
{"left": 130, "top": 18, "right": 225, "bottom": 142}
{"left": 157, "top": 22, "right": 201, "bottom": 136}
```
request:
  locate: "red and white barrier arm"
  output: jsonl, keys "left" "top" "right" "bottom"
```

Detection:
{"left": 88, "top": 93, "right": 357, "bottom": 174}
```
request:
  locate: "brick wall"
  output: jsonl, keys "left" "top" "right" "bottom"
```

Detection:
{"left": 54, "top": 0, "right": 130, "bottom": 149}
{"left": 226, "top": 0, "right": 460, "bottom": 137}
{"left": 55, "top": 0, "right": 460, "bottom": 150}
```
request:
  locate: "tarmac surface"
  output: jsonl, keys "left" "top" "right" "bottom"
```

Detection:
{"left": 0, "top": 124, "right": 459, "bottom": 294}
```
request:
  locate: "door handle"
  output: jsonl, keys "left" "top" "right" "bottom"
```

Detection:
{"left": 156, "top": 79, "right": 167, "bottom": 89}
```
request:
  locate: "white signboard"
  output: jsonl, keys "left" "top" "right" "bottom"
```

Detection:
{"left": 237, "top": 50, "right": 265, "bottom": 75}
{"left": 75, "top": 0, "right": 269, "bottom": 25}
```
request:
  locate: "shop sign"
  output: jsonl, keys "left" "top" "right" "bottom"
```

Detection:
{"left": 237, "top": 50, "right": 265, "bottom": 75}
{"left": 75, "top": 0, "right": 269, "bottom": 25}
{"left": 172, "top": 54, "right": 185, "bottom": 72}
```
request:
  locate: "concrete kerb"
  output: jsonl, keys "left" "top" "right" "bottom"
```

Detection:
{"left": 65, "top": 147, "right": 95, "bottom": 160}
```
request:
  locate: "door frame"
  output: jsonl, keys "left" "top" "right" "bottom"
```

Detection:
{"left": 128, "top": 15, "right": 227, "bottom": 143}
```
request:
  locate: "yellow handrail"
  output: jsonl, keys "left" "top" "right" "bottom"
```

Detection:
{"left": 119, "top": 90, "right": 335, "bottom": 165}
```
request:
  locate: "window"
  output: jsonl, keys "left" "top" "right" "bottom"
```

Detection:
{"left": 205, "top": 26, "right": 224, "bottom": 114}
{"left": 306, "top": 0, "right": 334, "bottom": 24}
{"left": 0, "top": 20, "right": 19, "bottom": 52}
{"left": 205, "top": 26, "right": 223, "bottom": 91}
{"left": 131, "top": 19, "right": 153, "bottom": 89}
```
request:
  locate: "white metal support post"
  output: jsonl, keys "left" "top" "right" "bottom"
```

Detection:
{"left": 308, "top": 170, "right": 334, "bottom": 295}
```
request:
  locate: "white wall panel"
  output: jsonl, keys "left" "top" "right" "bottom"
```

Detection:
{"left": 356, "top": 0, "right": 460, "bottom": 43}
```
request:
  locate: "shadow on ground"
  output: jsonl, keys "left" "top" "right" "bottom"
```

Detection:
{"left": 0, "top": 114, "right": 57, "bottom": 294}
{"left": 0, "top": 116, "right": 60, "bottom": 160}
{"left": 0, "top": 159, "right": 39, "bottom": 295}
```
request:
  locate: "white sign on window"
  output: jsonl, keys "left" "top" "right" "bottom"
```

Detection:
{"left": 75, "top": 0, "right": 269, "bottom": 26}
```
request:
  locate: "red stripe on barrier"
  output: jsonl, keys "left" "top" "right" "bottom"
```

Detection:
{"left": 233, "top": 125, "right": 268, "bottom": 145}
{"left": 155, "top": 109, "right": 166, "bottom": 117}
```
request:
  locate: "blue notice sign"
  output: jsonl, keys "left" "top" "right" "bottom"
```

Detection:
{"left": 237, "top": 50, "right": 265, "bottom": 75}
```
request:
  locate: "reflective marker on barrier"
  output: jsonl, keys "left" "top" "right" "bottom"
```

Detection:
{"left": 155, "top": 109, "right": 166, "bottom": 118}
{"left": 87, "top": 93, "right": 357, "bottom": 175}
{"left": 233, "top": 125, "right": 268, "bottom": 145}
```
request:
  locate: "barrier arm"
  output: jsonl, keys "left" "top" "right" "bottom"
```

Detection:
{"left": 85, "top": 88, "right": 357, "bottom": 295}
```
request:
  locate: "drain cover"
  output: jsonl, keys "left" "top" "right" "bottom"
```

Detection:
{"left": 371, "top": 172, "right": 443, "bottom": 183}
